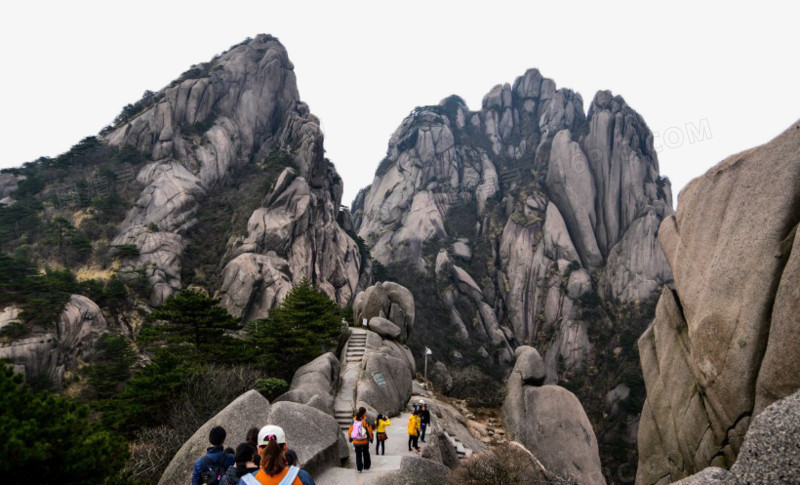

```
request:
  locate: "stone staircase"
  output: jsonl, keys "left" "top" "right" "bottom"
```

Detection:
{"left": 441, "top": 426, "right": 473, "bottom": 460}
{"left": 333, "top": 328, "right": 368, "bottom": 431}
{"left": 345, "top": 331, "right": 367, "bottom": 363}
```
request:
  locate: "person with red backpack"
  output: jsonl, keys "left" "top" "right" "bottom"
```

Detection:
{"left": 347, "top": 407, "right": 373, "bottom": 473}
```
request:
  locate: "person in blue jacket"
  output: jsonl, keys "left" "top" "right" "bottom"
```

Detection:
{"left": 192, "top": 426, "right": 236, "bottom": 485}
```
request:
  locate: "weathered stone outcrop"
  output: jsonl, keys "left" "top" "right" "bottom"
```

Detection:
{"left": 637, "top": 120, "right": 800, "bottom": 484}
{"left": 355, "top": 330, "right": 415, "bottom": 416}
{"left": 0, "top": 295, "right": 107, "bottom": 387}
{"left": 106, "top": 34, "right": 364, "bottom": 308}
{"left": 0, "top": 173, "right": 20, "bottom": 204}
{"left": 275, "top": 352, "right": 339, "bottom": 415}
{"left": 372, "top": 456, "right": 452, "bottom": 485}
{"left": 267, "top": 401, "right": 348, "bottom": 476}
{"left": 352, "top": 281, "right": 415, "bottom": 343}
{"left": 351, "top": 282, "right": 417, "bottom": 416}
{"left": 671, "top": 390, "right": 800, "bottom": 485}
{"left": 503, "top": 346, "right": 604, "bottom": 485}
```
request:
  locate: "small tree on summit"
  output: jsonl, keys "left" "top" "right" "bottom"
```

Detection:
{"left": 148, "top": 288, "right": 239, "bottom": 354}
{"left": 247, "top": 278, "right": 342, "bottom": 380}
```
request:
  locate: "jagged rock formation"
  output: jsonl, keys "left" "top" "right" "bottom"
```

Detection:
{"left": 637, "top": 120, "right": 800, "bottom": 484}
{"left": 0, "top": 295, "right": 106, "bottom": 387}
{"left": 353, "top": 69, "right": 672, "bottom": 379}
{"left": 503, "top": 345, "right": 604, "bottom": 485}
{"left": 105, "top": 34, "right": 364, "bottom": 311}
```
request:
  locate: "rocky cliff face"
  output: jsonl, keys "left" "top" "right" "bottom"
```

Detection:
{"left": 0, "top": 295, "right": 107, "bottom": 387}
{"left": 353, "top": 69, "right": 672, "bottom": 380}
{"left": 637, "top": 120, "right": 800, "bottom": 484}
{"left": 106, "top": 34, "right": 365, "bottom": 313}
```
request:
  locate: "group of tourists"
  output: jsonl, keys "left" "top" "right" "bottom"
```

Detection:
{"left": 346, "top": 400, "right": 432, "bottom": 473}
{"left": 193, "top": 400, "right": 434, "bottom": 481}
{"left": 192, "top": 425, "right": 314, "bottom": 485}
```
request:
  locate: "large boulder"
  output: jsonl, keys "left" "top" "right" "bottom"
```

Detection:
{"left": 729, "top": 390, "right": 800, "bottom": 484}
{"left": 504, "top": 348, "right": 604, "bottom": 485}
{"left": 266, "top": 401, "right": 348, "bottom": 476}
{"left": 159, "top": 390, "right": 271, "bottom": 485}
{"left": 352, "top": 282, "right": 415, "bottom": 343}
{"left": 57, "top": 295, "right": 108, "bottom": 369}
{"left": 372, "top": 456, "right": 451, "bottom": 485}
{"left": 355, "top": 333, "right": 415, "bottom": 416}
{"left": 671, "top": 390, "right": 800, "bottom": 484}
{"left": 514, "top": 345, "right": 546, "bottom": 386}
{"left": 368, "top": 316, "right": 401, "bottom": 340}
{"left": 637, "top": 120, "right": 800, "bottom": 484}
{"left": 275, "top": 352, "right": 339, "bottom": 415}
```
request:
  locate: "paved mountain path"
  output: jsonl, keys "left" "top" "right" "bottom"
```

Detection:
{"left": 316, "top": 411, "right": 422, "bottom": 485}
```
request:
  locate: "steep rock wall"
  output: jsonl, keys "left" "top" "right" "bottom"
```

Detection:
{"left": 636, "top": 120, "right": 800, "bottom": 484}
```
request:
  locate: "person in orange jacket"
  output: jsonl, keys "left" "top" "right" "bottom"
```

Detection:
{"left": 347, "top": 407, "right": 373, "bottom": 473}
{"left": 239, "top": 425, "right": 315, "bottom": 485}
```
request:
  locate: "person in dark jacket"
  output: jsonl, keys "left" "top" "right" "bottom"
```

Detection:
{"left": 245, "top": 427, "right": 261, "bottom": 467}
{"left": 419, "top": 402, "right": 431, "bottom": 442}
{"left": 192, "top": 426, "right": 235, "bottom": 485}
{"left": 220, "top": 443, "right": 260, "bottom": 485}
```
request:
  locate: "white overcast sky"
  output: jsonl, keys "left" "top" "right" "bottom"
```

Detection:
{"left": 0, "top": 1, "right": 797, "bottom": 207}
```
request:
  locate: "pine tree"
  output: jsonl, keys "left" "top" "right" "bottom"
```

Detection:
{"left": 0, "top": 364, "right": 125, "bottom": 484}
{"left": 148, "top": 288, "right": 239, "bottom": 354}
{"left": 247, "top": 278, "right": 342, "bottom": 380}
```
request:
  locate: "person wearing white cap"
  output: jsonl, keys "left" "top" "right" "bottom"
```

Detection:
{"left": 239, "top": 425, "right": 315, "bottom": 485}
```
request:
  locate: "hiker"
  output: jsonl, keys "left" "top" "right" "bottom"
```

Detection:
{"left": 220, "top": 443, "right": 260, "bottom": 485}
{"left": 241, "top": 425, "right": 315, "bottom": 485}
{"left": 347, "top": 407, "right": 373, "bottom": 473}
{"left": 419, "top": 402, "right": 431, "bottom": 442}
{"left": 408, "top": 409, "right": 421, "bottom": 452}
{"left": 245, "top": 428, "right": 260, "bottom": 466}
{"left": 192, "top": 426, "right": 235, "bottom": 485}
{"left": 375, "top": 413, "right": 391, "bottom": 455}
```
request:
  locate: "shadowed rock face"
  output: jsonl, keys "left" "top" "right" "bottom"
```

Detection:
{"left": 106, "top": 34, "right": 365, "bottom": 310}
{"left": 637, "top": 120, "right": 800, "bottom": 484}
{"left": 353, "top": 69, "right": 672, "bottom": 378}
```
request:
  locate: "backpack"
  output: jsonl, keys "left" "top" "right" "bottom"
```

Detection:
{"left": 350, "top": 420, "right": 368, "bottom": 440}
{"left": 200, "top": 455, "right": 227, "bottom": 485}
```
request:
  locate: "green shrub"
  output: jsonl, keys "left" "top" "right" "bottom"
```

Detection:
{"left": 112, "top": 244, "right": 140, "bottom": 259}
{"left": 255, "top": 378, "right": 289, "bottom": 401}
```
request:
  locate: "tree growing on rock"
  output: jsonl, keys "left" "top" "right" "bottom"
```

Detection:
{"left": 247, "top": 278, "right": 342, "bottom": 380}
{"left": 146, "top": 288, "right": 239, "bottom": 356}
